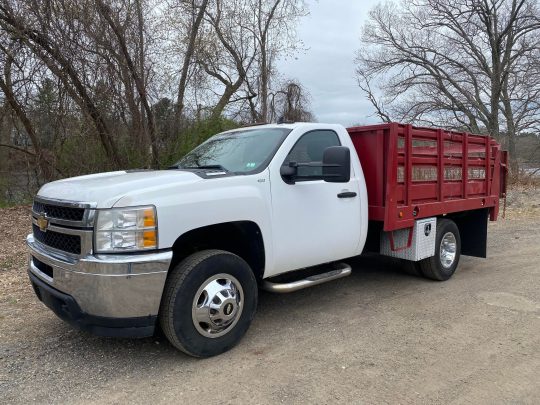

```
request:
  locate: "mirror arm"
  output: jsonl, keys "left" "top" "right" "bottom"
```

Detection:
{"left": 295, "top": 162, "right": 340, "bottom": 168}
{"left": 281, "top": 159, "right": 346, "bottom": 184}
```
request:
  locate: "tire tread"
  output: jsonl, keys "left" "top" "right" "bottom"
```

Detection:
{"left": 159, "top": 249, "right": 231, "bottom": 357}
{"left": 419, "top": 219, "right": 460, "bottom": 281}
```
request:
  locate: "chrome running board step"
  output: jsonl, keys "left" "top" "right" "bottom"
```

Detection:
{"left": 262, "top": 263, "right": 351, "bottom": 293}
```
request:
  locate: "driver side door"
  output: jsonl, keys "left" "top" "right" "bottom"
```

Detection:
{"left": 269, "top": 129, "right": 361, "bottom": 276}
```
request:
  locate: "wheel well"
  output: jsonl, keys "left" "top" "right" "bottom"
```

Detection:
{"left": 169, "top": 221, "right": 265, "bottom": 281}
{"left": 363, "top": 210, "right": 489, "bottom": 258}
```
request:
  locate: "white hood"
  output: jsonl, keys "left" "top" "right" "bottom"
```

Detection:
{"left": 37, "top": 170, "right": 203, "bottom": 208}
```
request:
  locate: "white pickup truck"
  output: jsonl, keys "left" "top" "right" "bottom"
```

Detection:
{"left": 27, "top": 122, "right": 506, "bottom": 357}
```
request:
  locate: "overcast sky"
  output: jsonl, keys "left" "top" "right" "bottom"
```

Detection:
{"left": 275, "top": 0, "right": 380, "bottom": 126}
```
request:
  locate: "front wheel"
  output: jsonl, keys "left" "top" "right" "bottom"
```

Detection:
{"left": 159, "top": 250, "right": 258, "bottom": 357}
{"left": 419, "top": 219, "right": 461, "bottom": 281}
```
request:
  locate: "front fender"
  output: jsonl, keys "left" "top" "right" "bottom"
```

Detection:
{"left": 113, "top": 171, "right": 274, "bottom": 269}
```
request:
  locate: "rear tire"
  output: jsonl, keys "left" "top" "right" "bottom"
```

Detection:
{"left": 419, "top": 219, "right": 461, "bottom": 281}
{"left": 159, "top": 249, "right": 258, "bottom": 357}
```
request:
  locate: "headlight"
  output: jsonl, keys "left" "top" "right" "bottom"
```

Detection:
{"left": 94, "top": 206, "right": 157, "bottom": 252}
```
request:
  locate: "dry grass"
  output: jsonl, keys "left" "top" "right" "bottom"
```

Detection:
{"left": 503, "top": 183, "right": 540, "bottom": 219}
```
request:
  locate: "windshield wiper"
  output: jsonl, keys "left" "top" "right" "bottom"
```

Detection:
{"left": 172, "top": 164, "right": 229, "bottom": 172}
{"left": 192, "top": 164, "right": 229, "bottom": 171}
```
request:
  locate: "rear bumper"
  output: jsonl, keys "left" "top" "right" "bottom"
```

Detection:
{"left": 27, "top": 234, "right": 172, "bottom": 337}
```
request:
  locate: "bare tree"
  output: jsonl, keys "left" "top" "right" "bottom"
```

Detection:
{"left": 269, "top": 79, "right": 314, "bottom": 122}
{"left": 246, "top": 0, "right": 307, "bottom": 122}
{"left": 356, "top": 0, "right": 540, "bottom": 171}
{"left": 172, "top": 0, "right": 210, "bottom": 121}
{"left": 0, "top": 0, "right": 124, "bottom": 166}
{"left": 0, "top": 41, "right": 64, "bottom": 180}
{"left": 95, "top": 0, "right": 159, "bottom": 167}
{"left": 198, "top": 0, "right": 258, "bottom": 121}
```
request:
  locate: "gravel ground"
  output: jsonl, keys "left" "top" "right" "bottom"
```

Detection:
{"left": 1, "top": 188, "right": 539, "bottom": 404}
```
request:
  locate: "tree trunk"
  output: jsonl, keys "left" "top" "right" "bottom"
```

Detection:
{"left": 135, "top": 0, "right": 150, "bottom": 160}
{"left": 176, "top": 0, "right": 209, "bottom": 122}
{"left": 260, "top": 42, "right": 269, "bottom": 122}
{"left": 210, "top": 78, "right": 243, "bottom": 121}
{"left": 96, "top": 0, "right": 159, "bottom": 168}
{"left": 501, "top": 83, "right": 519, "bottom": 174}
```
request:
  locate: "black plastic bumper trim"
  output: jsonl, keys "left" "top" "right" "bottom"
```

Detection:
{"left": 28, "top": 270, "right": 156, "bottom": 338}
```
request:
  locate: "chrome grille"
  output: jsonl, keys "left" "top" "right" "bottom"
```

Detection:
{"left": 32, "top": 200, "right": 85, "bottom": 221}
{"left": 31, "top": 197, "right": 96, "bottom": 257}
{"left": 32, "top": 224, "right": 82, "bottom": 255}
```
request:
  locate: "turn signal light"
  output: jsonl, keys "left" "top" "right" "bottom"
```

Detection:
{"left": 143, "top": 208, "right": 156, "bottom": 227}
{"left": 142, "top": 230, "right": 157, "bottom": 248}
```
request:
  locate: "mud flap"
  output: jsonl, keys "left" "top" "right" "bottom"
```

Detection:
{"left": 453, "top": 208, "right": 488, "bottom": 258}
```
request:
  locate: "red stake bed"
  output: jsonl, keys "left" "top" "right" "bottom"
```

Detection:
{"left": 347, "top": 123, "right": 508, "bottom": 232}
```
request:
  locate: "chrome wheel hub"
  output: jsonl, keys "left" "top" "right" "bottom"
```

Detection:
{"left": 439, "top": 232, "right": 457, "bottom": 269}
{"left": 192, "top": 274, "right": 243, "bottom": 338}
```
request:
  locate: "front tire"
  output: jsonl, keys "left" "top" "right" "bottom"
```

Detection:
{"left": 159, "top": 250, "right": 258, "bottom": 357}
{"left": 419, "top": 219, "right": 461, "bottom": 281}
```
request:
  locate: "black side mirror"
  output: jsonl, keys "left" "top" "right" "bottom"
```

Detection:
{"left": 322, "top": 146, "right": 350, "bottom": 183}
{"left": 280, "top": 162, "right": 298, "bottom": 184}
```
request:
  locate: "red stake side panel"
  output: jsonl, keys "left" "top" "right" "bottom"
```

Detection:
{"left": 347, "top": 123, "right": 508, "bottom": 232}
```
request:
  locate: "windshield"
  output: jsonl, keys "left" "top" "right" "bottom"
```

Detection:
{"left": 174, "top": 128, "right": 291, "bottom": 174}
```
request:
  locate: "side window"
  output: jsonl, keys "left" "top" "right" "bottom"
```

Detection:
{"left": 283, "top": 130, "right": 341, "bottom": 180}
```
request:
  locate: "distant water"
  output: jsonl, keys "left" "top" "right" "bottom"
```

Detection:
{"left": 522, "top": 168, "right": 540, "bottom": 177}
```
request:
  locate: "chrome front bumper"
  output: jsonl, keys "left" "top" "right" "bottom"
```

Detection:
{"left": 27, "top": 234, "right": 172, "bottom": 319}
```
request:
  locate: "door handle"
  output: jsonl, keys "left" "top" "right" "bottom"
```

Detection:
{"left": 337, "top": 191, "right": 357, "bottom": 198}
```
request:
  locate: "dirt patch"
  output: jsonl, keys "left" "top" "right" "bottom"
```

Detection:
{"left": 0, "top": 206, "right": 34, "bottom": 315}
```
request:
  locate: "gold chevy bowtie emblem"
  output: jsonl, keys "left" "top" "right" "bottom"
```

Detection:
{"left": 37, "top": 214, "right": 49, "bottom": 232}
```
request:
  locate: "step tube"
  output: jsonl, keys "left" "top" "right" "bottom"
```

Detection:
{"left": 262, "top": 263, "right": 352, "bottom": 293}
